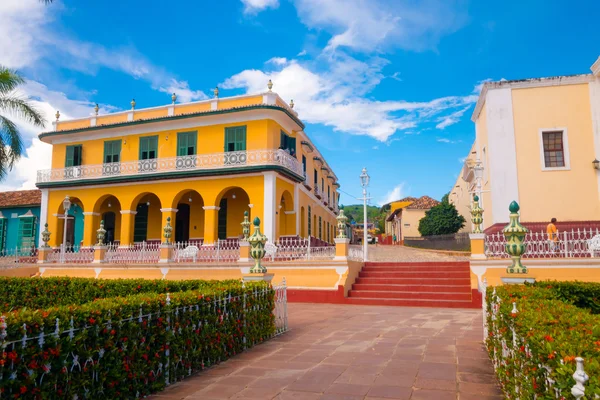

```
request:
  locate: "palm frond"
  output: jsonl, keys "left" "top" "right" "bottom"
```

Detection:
{"left": 0, "top": 96, "right": 46, "bottom": 128}
{"left": 0, "top": 66, "right": 25, "bottom": 95}
{"left": 0, "top": 115, "right": 24, "bottom": 180}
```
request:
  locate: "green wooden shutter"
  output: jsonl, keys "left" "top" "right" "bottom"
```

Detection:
{"left": 0, "top": 218, "right": 5, "bottom": 252}
{"left": 133, "top": 205, "right": 148, "bottom": 242}
{"left": 17, "top": 215, "right": 36, "bottom": 251}
{"left": 318, "top": 217, "right": 322, "bottom": 240}
{"left": 65, "top": 146, "right": 74, "bottom": 167}
{"left": 280, "top": 131, "right": 286, "bottom": 148}
{"left": 218, "top": 198, "right": 227, "bottom": 239}
{"left": 289, "top": 137, "right": 296, "bottom": 154}
{"left": 308, "top": 206, "right": 312, "bottom": 236}
{"left": 104, "top": 141, "right": 110, "bottom": 163}
{"left": 235, "top": 127, "right": 246, "bottom": 151}
{"left": 140, "top": 136, "right": 158, "bottom": 160}
{"left": 177, "top": 132, "right": 188, "bottom": 156}
{"left": 113, "top": 140, "right": 121, "bottom": 162}
{"left": 104, "top": 140, "right": 121, "bottom": 163}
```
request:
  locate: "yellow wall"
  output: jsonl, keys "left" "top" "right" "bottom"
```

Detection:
{"left": 175, "top": 103, "right": 211, "bottom": 115}
{"left": 401, "top": 209, "right": 427, "bottom": 240}
{"left": 51, "top": 119, "right": 274, "bottom": 169}
{"left": 96, "top": 114, "right": 128, "bottom": 126}
{"left": 477, "top": 101, "right": 495, "bottom": 230}
{"left": 46, "top": 175, "right": 265, "bottom": 247}
{"left": 511, "top": 84, "right": 600, "bottom": 222}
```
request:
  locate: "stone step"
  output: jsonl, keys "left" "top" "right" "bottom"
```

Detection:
{"left": 359, "top": 271, "right": 470, "bottom": 278}
{"left": 351, "top": 283, "right": 471, "bottom": 293}
{"left": 355, "top": 277, "right": 471, "bottom": 286}
{"left": 348, "top": 290, "right": 472, "bottom": 301}
{"left": 345, "top": 297, "right": 478, "bottom": 309}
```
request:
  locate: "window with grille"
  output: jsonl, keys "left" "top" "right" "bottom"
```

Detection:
{"left": 542, "top": 131, "right": 565, "bottom": 168}
{"left": 17, "top": 215, "right": 36, "bottom": 251}
{"left": 318, "top": 216, "right": 322, "bottom": 239}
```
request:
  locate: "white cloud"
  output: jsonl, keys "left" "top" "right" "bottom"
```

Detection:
{"left": 222, "top": 56, "right": 477, "bottom": 141}
{"left": 158, "top": 79, "right": 208, "bottom": 103}
{"left": 241, "top": 0, "right": 279, "bottom": 14}
{"left": 0, "top": 139, "right": 52, "bottom": 192}
{"left": 297, "top": 50, "right": 307, "bottom": 56}
{"left": 267, "top": 57, "right": 289, "bottom": 66}
{"left": 435, "top": 105, "right": 472, "bottom": 130}
{"left": 293, "top": 0, "right": 468, "bottom": 52}
{"left": 437, "top": 138, "right": 451, "bottom": 143}
{"left": 379, "top": 183, "right": 407, "bottom": 206}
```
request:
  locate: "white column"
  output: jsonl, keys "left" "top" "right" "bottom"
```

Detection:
{"left": 486, "top": 88, "right": 520, "bottom": 223}
{"left": 589, "top": 78, "right": 600, "bottom": 200}
{"left": 263, "top": 171, "right": 276, "bottom": 242}
{"left": 294, "top": 182, "right": 300, "bottom": 236}
{"left": 38, "top": 189, "right": 49, "bottom": 246}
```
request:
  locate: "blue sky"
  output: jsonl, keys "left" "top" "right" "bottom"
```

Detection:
{"left": 1, "top": 0, "right": 598, "bottom": 206}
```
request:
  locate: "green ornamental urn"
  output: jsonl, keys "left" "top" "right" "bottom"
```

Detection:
{"left": 96, "top": 220, "right": 106, "bottom": 246}
{"left": 241, "top": 211, "right": 251, "bottom": 240}
{"left": 471, "top": 195, "right": 484, "bottom": 234}
{"left": 41, "top": 223, "right": 51, "bottom": 248}
{"left": 163, "top": 217, "right": 173, "bottom": 244}
{"left": 503, "top": 201, "right": 529, "bottom": 274}
{"left": 247, "top": 217, "right": 267, "bottom": 273}
{"left": 336, "top": 209, "right": 348, "bottom": 239}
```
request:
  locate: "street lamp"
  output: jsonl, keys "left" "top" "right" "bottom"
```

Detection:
{"left": 472, "top": 159, "right": 484, "bottom": 230}
{"left": 60, "top": 195, "right": 71, "bottom": 263}
{"left": 359, "top": 168, "right": 370, "bottom": 261}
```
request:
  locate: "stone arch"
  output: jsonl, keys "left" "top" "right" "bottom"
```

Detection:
{"left": 213, "top": 187, "right": 251, "bottom": 240}
{"left": 171, "top": 189, "right": 205, "bottom": 243}
{"left": 54, "top": 196, "right": 85, "bottom": 249}
{"left": 92, "top": 195, "right": 122, "bottom": 244}
{"left": 278, "top": 190, "right": 295, "bottom": 238}
{"left": 130, "top": 192, "right": 162, "bottom": 243}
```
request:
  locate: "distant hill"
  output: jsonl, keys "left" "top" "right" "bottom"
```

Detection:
{"left": 341, "top": 205, "right": 386, "bottom": 229}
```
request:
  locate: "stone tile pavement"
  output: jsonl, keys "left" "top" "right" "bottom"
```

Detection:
{"left": 151, "top": 303, "right": 502, "bottom": 400}
{"left": 367, "top": 246, "right": 468, "bottom": 263}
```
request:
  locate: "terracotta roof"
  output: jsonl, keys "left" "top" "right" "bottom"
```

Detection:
{"left": 406, "top": 196, "right": 439, "bottom": 210}
{"left": 396, "top": 196, "right": 418, "bottom": 203}
{"left": 0, "top": 190, "right": 41, "bottom": 208}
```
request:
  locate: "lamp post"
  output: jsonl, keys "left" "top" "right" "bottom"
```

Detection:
{"left": 60, "top": 196, "right": 71, "bottom": 263}
{"left": 359, "top": 168, "right": 370, "bottom": 261}
{"left": 473, "top": 159, "right": 484, "bottom": 230}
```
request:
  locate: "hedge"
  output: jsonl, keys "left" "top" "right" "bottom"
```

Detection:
{"left": 0, "top": 281, "right": 275, "bottom": 399}
{"left": 486, "top": 283, "right": 600, "bottom": 398}
{"left": 532, "top": 281, "right": 600, "bottom": 314}
{"left": 0, "top": 277, "right": 240, "bottom": 312}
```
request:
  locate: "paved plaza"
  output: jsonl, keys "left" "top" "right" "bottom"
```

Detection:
{"left": 152, "top": 303, "right": 501, "bottom": 400}
{"left": 367, "top": 246, "right": 468, "bottom": 263}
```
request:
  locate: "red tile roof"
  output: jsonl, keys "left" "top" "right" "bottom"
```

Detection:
{"left": 0, "top": 190, "right": 41, "bottom": 208}
{"left": 406, "top": 195, "right": 439, "bottom": 210}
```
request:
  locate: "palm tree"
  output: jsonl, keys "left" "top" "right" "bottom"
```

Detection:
{"left": 0, "top": 67, "right": 45, "bottom": 180}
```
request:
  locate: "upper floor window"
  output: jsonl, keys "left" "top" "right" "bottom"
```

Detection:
{"left": 139, "top": 136, "right": 158, "bottom": 160}
{"left": 280, "top": 131, "right": 296, "bottom": 156}
{"left": 302, "top": 155, "right": 307, "bottom": 175}
{"left": 225, "top": 126, "right": 246, "bottom": 152}
{"left": 541, "top": 130, "right": 568, "bottom": 169}
{"left": 104, "top": 140, "right": 121, "bottom": 164}
{"left": 321, "top": 178, "right": 324, "bottom": 192}
{"left": 314, "top": 169, "right": 318, "bottom": 186}
{"left": 327, "top": 186, "right": 330, "bottom": 203}
{"left": 177, "top": 131, "right": 197, "bottom": 156}
{"left": 65, "top": 145, "right": 82, "bottom": 167}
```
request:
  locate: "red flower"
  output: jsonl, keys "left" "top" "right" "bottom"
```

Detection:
{"left": 19, "top": 387, "right": 27, "bottom": 394}
{"left": 544, "top": 335, "right": 554, "bottom": 342}
{"left": 89, "top": 318, "right": 96, "bottom": 325}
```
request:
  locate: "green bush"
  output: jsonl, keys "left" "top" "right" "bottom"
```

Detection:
{"left": 418, "top": 194, "right": 465, "bottom": 236}
{"left": 0, "top": 281, "right": 275, "bottom": 399}
{"left": 486, "top": 284, "right": 600, "bottom": 398}
{"left": 532, "top": 281, "right": 600, "bottom": 314}
{"left": 0, "top": 277, "right": 240, "bottom": 312}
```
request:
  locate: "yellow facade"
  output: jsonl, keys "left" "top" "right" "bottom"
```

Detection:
{"left": 39, "top": 91, "right": 340, "bottom": 248}
{"left": 453, "top": 57, "right": 600, "bottom": 229}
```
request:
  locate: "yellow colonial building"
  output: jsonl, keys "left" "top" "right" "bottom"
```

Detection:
{"left": 36, "top": 84, "right": 341, "bottom": 249}
{"left": 451, "top": 56, "right": 600, "bottom": 231}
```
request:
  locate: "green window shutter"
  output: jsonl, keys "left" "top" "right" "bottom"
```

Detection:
{"left": 178, "top": 132, "right": 197, "bottom": 156}
{"left": 17, "top": 216, "right": 36, "bottom": 250}
{"left": 308, "top": 206, "right": 312, "bottom": 236}
{"left": 218, "top": 199, "right": 227, "bottom": 239}
{"left": 225, "top": 126, "right": 247, "bottom": 152}
{"left": 133, "top": 205, "right": 148, "bottom": 242}
{"left": 318, "top": 216, "right": 322, "bottom": 240}
{"left": 104, "top": 140, "right": 121, "bottom": 163}
{"left": 140, "top": 136, "right": 158, "bottom": 160}
{"left": 302, "top": 156, "right": 306, "bottom": 174}
{"left": 104, "top": 141, "right": 110, "bottom": 163}
{"left": 65, "top": 146, "right": 74, "bottom": 167}
{"left": 280, "top": 131, "right": 286, "bottom": 148}
{"left": 113, "top": 140, "right": 121, "bottom": 162}
{"left": 289, "top": 137, "right": 296, "bottom": 154}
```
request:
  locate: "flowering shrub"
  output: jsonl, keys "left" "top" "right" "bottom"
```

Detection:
{"left": 0, "top": 281, "right": 275, "bottom": 399}
{"left": 486, "top": 284, "right": 600, "bottom": 398}
{"left": 0, "top": 277, "right": 240, "bottom": 312}
{"left": 532, "top": 281, "right": 600, "bottom": 314}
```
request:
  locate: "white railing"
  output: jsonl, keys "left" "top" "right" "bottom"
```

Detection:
{"left": 482, "top": 280, "right": 591, "bottom": 399}
{"left": 348, "top": 245, "right": 364, "bottom": 261}
{"left": 485, "top": 228, "right": 600, "bottom": 258}
{"left": 273, "top": 278, "right": 288, "bottom": 336}
{"left": 173, "top": 239, "right": 240, "bottom": 263}
{"left": 105, "top": 242, "right": 160, "bottom": 264}
{"left": 0, "top": 248, "right": 38, "bottom": 267}
{"left": 314, "top": 186, "right": 322, "bottom": 198}
{"left": 36, "top": 149, "right": 304, "bottom": 183}
{"left": 264, "top": 237, "right": 335, "bottom": 261}
{"left": 47, "top": 245, "right": 95, "bottom": 264}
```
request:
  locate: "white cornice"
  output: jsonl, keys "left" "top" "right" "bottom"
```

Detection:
{"left": 471, "top": 74, "right": 594, "bottom": 122}
{"left": 592, "top": 57, "right": 600, "bottom": 77}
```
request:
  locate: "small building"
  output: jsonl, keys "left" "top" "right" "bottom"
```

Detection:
{"left": 451, "top": 55, "right": 600, "bottom": 231}
{"left": 385, "top": 196, "right": 439, "bottom": 243}
{"left": 0, "top": 190, "right": 41, "bottom": 253}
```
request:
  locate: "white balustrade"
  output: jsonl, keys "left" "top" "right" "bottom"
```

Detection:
{"left": 0, "top": 248, "right": 38, "bottom": 267}
{"left": 47, "top": 246, "right": 95, "bottom": 264}
{"left": 37, "top": 149, "right": 304, "bottom": 184}
{"left": 105, "top": 242, "right": 160, "bottom": 264}
{"left": 348, "top": 245, "right": 364, "bottom": 261}
{"left": 173, "top": 240, "right": 240, "bottom": 263}
{"left": 485, "top": 228, "right": 600, "bottom": 258}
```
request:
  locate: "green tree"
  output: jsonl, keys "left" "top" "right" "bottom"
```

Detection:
{"left": 0, "top": 67, "right": 45, "bottom": 180}
{"left": 418, "top": 194, "right": 466, "bottom": 236}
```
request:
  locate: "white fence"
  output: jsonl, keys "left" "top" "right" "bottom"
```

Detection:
{"left": 105, "top": 242, "right": 160, "bottom": 264}
{"left": 348, "top": 245, "right": 364, "bottom": 261}
{"left": 273, "top": 278, "right": 288, "bottom": 335}
{"left": 0, "top": 248, "right": 38, "bottom": 267}
{"left": 37, "top": 149, "right": 304, "bottom": 184}
{"left": 173, "top": 240, "right": 240, "bottom": 263}
{"left": 263, "top": 237, "right": 335, "bottom": 261}
{"left": 485, "top": 228, "right": 600, "bottom": 258}
{"left": 47, "top": 245, "right": 95, "bottom": 264}
{"left": 482, "top": 280, "right": 590, "bottom": 399}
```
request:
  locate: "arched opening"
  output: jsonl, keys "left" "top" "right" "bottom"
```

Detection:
{"left": 172, "top": 190, "right": 205, "bottom": 244}
{"left": 300, "top": 207, "right": 306, "bottom": 238}
{"left": 131, "top": 193, "right": 162, "bottom": 244}
{"left": 55, "top": 197, "right": 84, "bottom": 250}
{"left": 94, "top": 195, "right": 122, "bottom": 244}
{"left": 278, "top": 190, "right": 295, "bottom": 238}
{"left": 215, "top": 187, "right": 251, "bottom": 240}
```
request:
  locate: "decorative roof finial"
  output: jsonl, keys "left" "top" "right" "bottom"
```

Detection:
{"left": 267, "top": 79, "right": 273, "bottom": 92}
{"left": 289, "top": 99, "right": 294, "bottom": 109}
{"left": 213, "top": 86, "right": 219, "bottom": 98}
{"left": 55, "top": 111, "right": 60, "bottom": 122}
{"left": 94, "top": 103, "right": 99, "bottom": 116}
{"left": 130, "top": 98, "right": 136, "bottom": 110}
{"left": 171, "top": 93, "right": 177, "bottom": 104}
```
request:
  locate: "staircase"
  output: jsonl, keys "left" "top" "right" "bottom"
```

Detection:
{"left": 347, "top": 261, "right": 478, "bottom": 308}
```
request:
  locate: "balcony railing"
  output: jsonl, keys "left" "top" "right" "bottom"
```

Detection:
{"left": 37, "top": 149, "right": 304, "bottom": 184}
